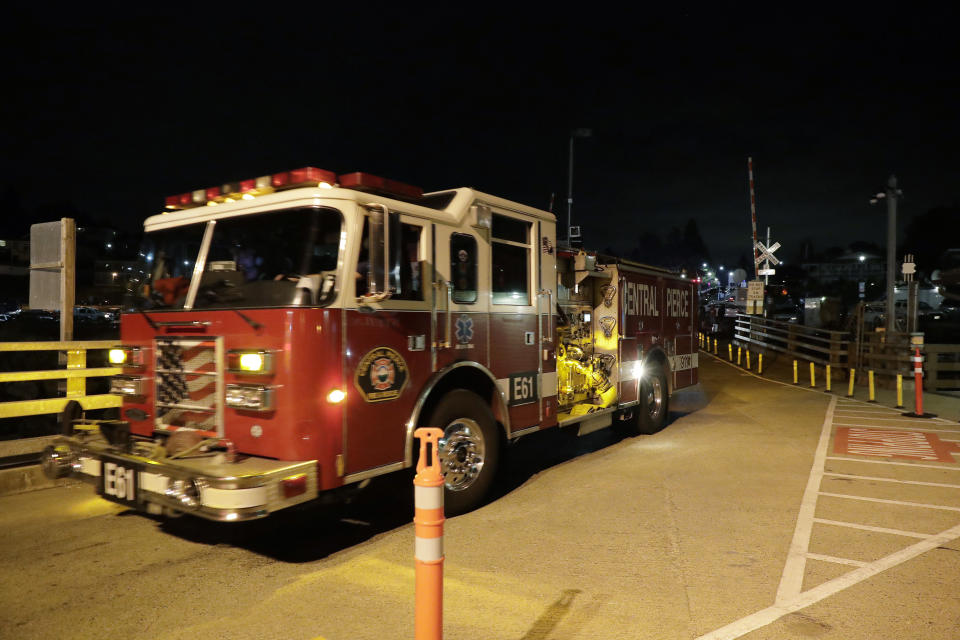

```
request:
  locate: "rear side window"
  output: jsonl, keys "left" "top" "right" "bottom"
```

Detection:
{"left": 450, "top": 233, "right": 477, "bottom": 304}
{"left": 491, "top": 214, "right": 531, "bottom": 305}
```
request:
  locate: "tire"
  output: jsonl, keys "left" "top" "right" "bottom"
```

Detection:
{"left": 59, "top": 400, "right": 83, "bottom": 436}
{"left": 424, "top": 390, "right": 500, "bottom": 516}
{"left": 623, "top": 361, "right": 669, "bottom": 435}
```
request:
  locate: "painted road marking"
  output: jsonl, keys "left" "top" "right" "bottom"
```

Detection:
{"left": 806, "top": 553, "right": 867, "bottom": 568}
{"left": 827, "top": 456, "right": 960, "bottom": 471}
{"left": 819, "top": 492, "right": 960, "bottom": 512}
{"left": 812, "top": 517, "right": 933, "bottom": 539}
{"left": 696, "top": 522, "right": 960, "bottom": 640}
{"left": 832, "top": 422, "right": 960, "bottom": 434}
{"left": 823, "top": 472, "right": 960, "bottom": 489}
{"left": 834, "top": 427, "right": 960, "bottom": 462}
{"left": 774, "top": 396, "right": 836, "bottom": 604}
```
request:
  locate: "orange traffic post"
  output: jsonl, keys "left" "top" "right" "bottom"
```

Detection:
{"left": 903, "top": 347, "right": 935, "bottom": 418}
{"left": 414, "top": 427, "right": 446, "bottom": 640}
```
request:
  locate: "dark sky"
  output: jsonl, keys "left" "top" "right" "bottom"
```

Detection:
{"left": 5, "top": 5, "right": 959, "bottom": 267}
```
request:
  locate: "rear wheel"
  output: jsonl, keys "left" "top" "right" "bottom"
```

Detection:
{"left": 424, "top": 390, "right": 500, "bottom": 516}
{"left": 623, "top": 361, "right": 669, "bottom": 435}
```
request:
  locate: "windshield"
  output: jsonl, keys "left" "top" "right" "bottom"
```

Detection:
{"left": 125, "top": 206, "right": 343, "bottom": 310}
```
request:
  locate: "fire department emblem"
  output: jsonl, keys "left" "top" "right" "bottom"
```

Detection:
{"left": 355, "top": 347, "right": 409, "bottom": 403}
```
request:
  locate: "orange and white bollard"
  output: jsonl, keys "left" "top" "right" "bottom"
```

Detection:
{"left": 414, "top": 427, "right": 445, "bottom": 640}
{"left": 904, "top": 348, "right": 934, "bottom": 418}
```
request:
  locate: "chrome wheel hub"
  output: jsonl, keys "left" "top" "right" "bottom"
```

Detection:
{"left": 438, "top": 418, "right": 485, "bottom": 492}
{"left": 645, "top": 376, "right": 663, "bottom": 421}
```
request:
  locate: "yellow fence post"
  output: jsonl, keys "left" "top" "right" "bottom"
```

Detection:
{"left": 825, "top": 364, "right": 832, "bottom": 392}
{"left": 728, "top": 344, "right": 733, "bottom": 362}
{"left": 737, "top": 347, "right": 742, "bottom": 366}
{"left": 847, "top": 369, "right": 856, "bottom": 398}
{"left": 896, "top": 373, "right": 904, "bottom": 408}
{"left": 758, "top": 353, "right": 763, "bottom": 376}
{"left": 793, "top": 360, "right": 798, "bottom": 385}
{"left": 713, "top": 339, "right": 717, "bottom": 355}
{"left": 868, "top": 370, "right": 876, "bottom": 403}
{"left": 809, "top": 362, "right": 816, "bottom": 388}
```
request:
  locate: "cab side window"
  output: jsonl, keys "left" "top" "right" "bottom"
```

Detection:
{"left": 450, "top": 233, "right": 478, "bottom": 304}
{"left": 491, "top": 214, "right": 531, "bottom": 305}
{"left": 357, "top": 217, "right": 424, "bottom": 301}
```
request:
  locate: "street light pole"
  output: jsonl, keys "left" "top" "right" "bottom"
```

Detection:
{"left": 870, "top": 174, "right": 903, "bottom": 333}
{"left": 566, "top": 128, "right": 591, "bottom": 244}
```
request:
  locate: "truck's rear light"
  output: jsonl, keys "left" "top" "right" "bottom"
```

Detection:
{"left": 111, "top": 375, "right": 145, "bottom": 396}
{"left": 225, "top": 384, "right": 275, "bottom": 411}
{"left": 227, "top": 350, "right": 275, "bottom": 375}
{"left": 281, "top": 474, "right": 307, "bottom": 499}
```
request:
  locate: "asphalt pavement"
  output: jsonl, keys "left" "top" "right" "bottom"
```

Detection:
{"left": 1, "top": 354, "right": 958, "bottom": 639}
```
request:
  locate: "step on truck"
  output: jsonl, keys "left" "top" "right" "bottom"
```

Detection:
{"left": 42, "top": 167, "right": 698, "bottom": 520}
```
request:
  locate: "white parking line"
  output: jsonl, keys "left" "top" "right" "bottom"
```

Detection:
{"left": 819, "top": 492, "right": 960, "bottom": 512}
{"left": 812, "top": 517, "right": 932, "bottom": 539}
{"left": 826, "top": 456, "right": 960, "bottom": 471}
{"left": 823, "top": 472, "right": 960, "bottom": 489}
{"left": 695, "top": 522, "right": 960, "bottom": 640}
{"left": 806, "top": 553, "right": 867, "bottom": 568}
{"left": 774, "top": 396, "right": 837, "bottom": 604}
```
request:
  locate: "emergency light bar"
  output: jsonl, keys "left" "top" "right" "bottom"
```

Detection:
{"left": 164, "top": 167, "right": 423, "bottom": 211}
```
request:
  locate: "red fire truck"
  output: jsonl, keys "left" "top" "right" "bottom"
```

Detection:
{"left": 42, "top": 167, "right": 698, "bottom": 520}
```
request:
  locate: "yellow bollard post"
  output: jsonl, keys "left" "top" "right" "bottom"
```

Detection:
{"left": 793, "top": 360, "right": 798, "bottom": 385}
{"left": 413, "top": 428, "right": 446, "bottom": 640}
{"left": 896, "top": 373, "right": 904, "bottom": 408}
{"left": 728, "top": 344, "right": 733, "bottom": 362}
{"left": 825, "top": 365, "right": 832, "bottom": 392}
{"left": 758, "top": 353, "right": 763, "bottom": 376}
{"left": 847, "top": 369, "right": 856, "bottom": 398}
{"left": 809, "top": 362, "right": 816, "bottom": 388}
{"left": 868, "top": 370, "right": 876, "bottom": 403}
{"left": 746, "top": 350, "right": 751, "bottom": 370}
{"left": 713, "top": 339, "right": 718, "bottom": 355}
{"left": 737, "top": 347, "right": 742, "bottom": 366}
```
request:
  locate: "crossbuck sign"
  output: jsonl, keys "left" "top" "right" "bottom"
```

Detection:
{"left": 755, "top": 240, "right": 780, "bottom": 276}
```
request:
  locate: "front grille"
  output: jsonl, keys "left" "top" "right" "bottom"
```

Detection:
{"left": 154, "top": 338, "right": 222, "bottom": 433}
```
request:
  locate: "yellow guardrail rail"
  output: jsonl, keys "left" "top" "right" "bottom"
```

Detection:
{"left": 0, "top": 340, "right": 122, "bottom": 419}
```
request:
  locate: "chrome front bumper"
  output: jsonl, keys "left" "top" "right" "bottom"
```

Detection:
{"left": 43, "top": 434, "right": 319, "bottom": 522}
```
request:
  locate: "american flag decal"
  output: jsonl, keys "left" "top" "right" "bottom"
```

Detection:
{"left": 155, "top": 339, "right": 219, "bottom": 431}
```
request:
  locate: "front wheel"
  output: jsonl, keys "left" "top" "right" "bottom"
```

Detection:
{"left": 424, "top": 390, "right": 500, "bottom": 516}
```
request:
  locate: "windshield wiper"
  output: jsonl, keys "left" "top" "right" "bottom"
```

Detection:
{"left": 233, "top": 310, "right": 263, "bottom": 331}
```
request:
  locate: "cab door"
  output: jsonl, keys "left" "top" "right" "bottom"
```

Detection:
{"left": 433, "top": 223, "right": 489, "bottom": 372}
{"left": 343, "top": 211, "right": 434, "bottom": 476}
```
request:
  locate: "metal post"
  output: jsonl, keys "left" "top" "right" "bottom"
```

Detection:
{"left": 793, "top": 360, "right": 798, "bottom": 384}
{"left": 566, "top": 135, "right": 574, "bottom": 244}
{"left": 748, "top": 157, "right": 759, "bottom": 280}
{"left": 907, "top": 280, "right": 918, "bottom": 334}
{"left": 60, "top": 218, "right": 76, "bottom": 342}
{"left": 809, "top": 362, "right": 816, "bottom": 388}
{"left": 746, "top": 350, "right": 751, "bottom": 370}
{"left": 896, "top": 373, "right": 904, "bottom": 408}
{"left": 758, "top": 353, "right": 763, "bottom": 376}
{"left": 884, "top": 176, "right": 899, "bottom": 334}
{"left": 729, "top": 344, "right": 733, "bottom": 362}
{"left": 868, "top": 370, "right": 876, "bottom": 402}
{"left": 737, "top": 347, "right": 742, "bottom": 366}
{"left": 825, "top": 365, "right": 832, "bottom": 392}
{"left": 848, "top": 369, "right": 856, "bottom": 398}
{"left": 413, "top": 428, "right": 446, "bottom": 640}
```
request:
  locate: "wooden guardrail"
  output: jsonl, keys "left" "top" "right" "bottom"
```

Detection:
{"left": 733, "top": 315, "right": 850, "bottom": 367}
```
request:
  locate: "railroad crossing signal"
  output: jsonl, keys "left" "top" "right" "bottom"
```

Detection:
{"left": 755, "top": 240, "right": 780, "bottom": 267}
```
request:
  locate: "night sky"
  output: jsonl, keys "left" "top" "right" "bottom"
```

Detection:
{"left": 5, "top": 6, "right": 959, "bottom": 267}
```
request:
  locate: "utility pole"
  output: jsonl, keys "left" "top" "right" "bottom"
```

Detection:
{"left": 871, "top": 175, "right": 903, "bottom": 333}
{"left": 566, "top": 128, "right": 592, "bottom": 244}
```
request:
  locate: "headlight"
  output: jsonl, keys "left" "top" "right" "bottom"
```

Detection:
{"left": 109, "top": 346, "right": 143, "bottom": 368}
{"left": 111, "top": 375, "right": 145, "bottom": 396}
{"left": 226, "top": 384, "right": 275, "bottom": 411}
{"left": 227, "top": 350, "right": 275, "bottom": 375}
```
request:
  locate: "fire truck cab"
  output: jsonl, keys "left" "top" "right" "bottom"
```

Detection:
{"left": 42, "top": 168, "right": 698, "bottom": 520}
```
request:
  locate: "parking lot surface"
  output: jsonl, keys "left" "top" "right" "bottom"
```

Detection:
{"left": 1, "top": 355, "right": 958, "bottom": 639}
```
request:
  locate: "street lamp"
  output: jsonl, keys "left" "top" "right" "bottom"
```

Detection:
{"left": 566, "top": 128, "right": 592, "bottom": 243}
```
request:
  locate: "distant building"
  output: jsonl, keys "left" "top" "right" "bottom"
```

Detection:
{"left": 801, "top": 251, "right": 885, "bottom": 284}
